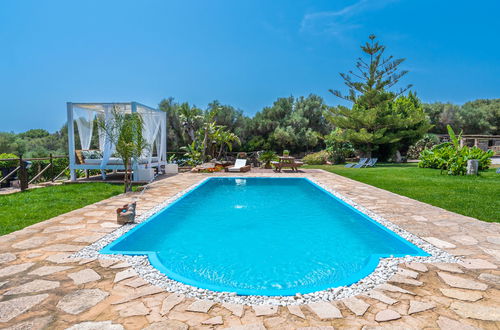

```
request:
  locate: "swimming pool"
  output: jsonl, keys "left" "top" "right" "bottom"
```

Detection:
{"left": 101, "top": 177, "right": 428, "bottom": 296}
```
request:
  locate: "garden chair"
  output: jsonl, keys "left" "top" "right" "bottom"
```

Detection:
{"left": 496, "top": 168, "right": 500, "bottom": 174}
{"left": 227, "top": 159, "right": 251, "bottom": 172}
{"left": 363, "top": 158, "right": 378, "bottom": 167}
{"left": 345, "top": 158, "right": 368, "bottom": 168}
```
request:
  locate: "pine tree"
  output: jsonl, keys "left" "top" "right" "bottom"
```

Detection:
{"left": 326, "top": 35, "right": 430, "bottom": 159}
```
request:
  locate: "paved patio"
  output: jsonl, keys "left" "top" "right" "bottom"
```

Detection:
{"left": 0, "top": 169, "right": 498, "bottom": 329}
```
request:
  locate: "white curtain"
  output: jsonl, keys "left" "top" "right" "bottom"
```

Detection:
{"left": 100, "top": 105, "right": 115, "bottom": 168}
{"left": 74, "top": 108, "right": 95, "bottom": 150}
{"left": 140, "top": 112, "right": 161, "bottom": 165}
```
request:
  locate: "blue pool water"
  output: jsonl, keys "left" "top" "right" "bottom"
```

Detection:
{"left": 101, "top": 177, "right": 428, "bottom": 296}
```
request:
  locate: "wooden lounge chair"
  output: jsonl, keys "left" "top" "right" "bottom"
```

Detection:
{"left": 226, "top": 159, "right": 251, "bottom": 172}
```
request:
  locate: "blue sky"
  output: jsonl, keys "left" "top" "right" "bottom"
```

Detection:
{"left": 1, "top": 0, "right": 499, "bottom": 132}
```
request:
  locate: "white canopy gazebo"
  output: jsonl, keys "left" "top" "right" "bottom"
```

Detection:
{"left": 67, "top": 102, "right": 167, "bottom": 182}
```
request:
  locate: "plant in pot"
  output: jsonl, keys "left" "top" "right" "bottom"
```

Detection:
{"left": 258, "top": 150, "right": 278, "bottom": 169}
{"left": 282, "top": 149, "right": 290, "bottom": 157}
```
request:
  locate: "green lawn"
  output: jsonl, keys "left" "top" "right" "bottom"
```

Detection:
{"left": 306, "top": 163, "right": 500, "bottom": 223}
{"left": 0, "top": 183, "right": 126, "bottom": 236}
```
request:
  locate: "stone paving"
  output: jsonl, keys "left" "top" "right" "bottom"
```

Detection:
{"left": 0, "top": 169, "right": 499, "bottom": 329}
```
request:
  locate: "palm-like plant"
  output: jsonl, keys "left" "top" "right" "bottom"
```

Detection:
{"left": 214, "top": 128, "right": 241, "bottom": 159}
{"left": 258, "top": 150, "right": 278, "bottom": 169}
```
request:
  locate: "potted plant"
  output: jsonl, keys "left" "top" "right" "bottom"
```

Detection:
{"left": 258, "top": 150, "right": 278, "bottom": 169}
{"left": 283, "top": 149, "right": 290, "bottom": 157}
{"left": 165, "top": 154, "right": 179, "bottom": 173}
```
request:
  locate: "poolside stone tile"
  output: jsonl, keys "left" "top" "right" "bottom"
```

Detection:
{"left": 43, "top": 224, "right": 85, "bottom": 233}
{"left": 60, "top": 217, "right": 85, "bottom": 224}
{"left": 0, "top": 281, "right": 6, "bottom": 288}
{"left": 45, "top": 252, "right": 75, "bottom": 263}
{"left": 0, "top": 253, "right": 16, "bottom": 264}
{"left": 110, "top": 261, "right": 130, "bottom": 269}
{"left": 143, "top": 320, "right": 188, "bottom": 330}
{"left": 73, "top": 235, "right": 102, "bottom": 243}
{"left": 116, "top": 301, "right": 150, "bottom": 317}
{"left": 57, "top": 289, "right": 109, "bottom": 315}
{"left": 26, "top": 252, "right": 43, "bottom": 258}
{"left": 396, "top": 268, "right": 419, "bottom": 279}
{"left": 113, "top": 268, "right": 136, "bottom": 283}
{"left": 343, "top": 297, "right": 370, "bottom": 316}
{"left": 432, "top": 263, "right": 464, "bottom": 273}
{"left": 202, "top": 315, "right": 224, "bottom": 325}
{"left": 307, "top": 302, "right": 342, "bottom": 320}
{"left": 437, "top": 272, "right": 488, "bottom": 291}
{"left": 99, "top": 259, "right": 118, "bottom": 268}
{"left": 477, "top": 273, "right": 500, "bottom": 285}
{"left": 123, "top": 277, "right": 149, "bottom": 288}
{"left": 439, "top": 288, "right": 483, "bottom": 301}
{"left": 287, "top": 305, "right": 305, "bottom": 318}
{"left": 450, "top": 301, "right": 500, "bottom": 321}
{"left": 0, "top": 262, "right": 34, "bottom": 277}
{"left": 11, "top": 237, "right": 48, "bottom": 249}
{"left": 6, "top": 315, "right": 54, "bottom": 330}
{"left": 28, "top": 265, "right": 74, "bottom": 276}
{"left": 186, "top": 299, "right": 216, "bottom": 313}
{"left": 41, "top": 243, "right": 83, "bottom": 252}
{"left": 459, "top": 258, "right": 497, "bottom": 269}
{"left": 407, "top": 300, "right": 435, "bottom": 315}
{"left": 253, "top": 305, "right": 279, "bottom": 316}
{"left": 374, "top": 309, "right": 401, "bottom": 322}
{"left": 450, "top": 235, "right": 478, "bottom": 246}
{"left": 4, "top": 279, "right": 60, "bottom": 295}
{"left": 66, "top": 321, "right": 124, "bottom": 330}
{"left": 0, "top": 294, "right": 49, "bottom": 323}
{"left": 388, "top": 274, "right": 423, "bottom": 286}
{"left": 363, "top": 290, "right": 397, "bottom": 305}
{"left": 423, "top": 237, "right": 456, "bottom": 249}
{"left": 112, "top": 285, "right": 163, "bottom": 304}
{"left": 223, "top": 302, "right": 245, "bottom": 317}
{"left": 376, "top": 283, "right": 415, "bottom": 295}
{"left": 404, "top": 262, "right": 428, "bottom": 272}
{"left": 68, "top": 268, "right": 101, "bottom": 285}
{"left": 436, "top": 316, "right": 479, "bottom": 330}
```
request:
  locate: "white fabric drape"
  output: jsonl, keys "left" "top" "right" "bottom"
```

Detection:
{"left": 140, "top": 112, "right": 162, "bottom": 165}
{"left": 74, "top": 108, "right": 95, "bottom": 150}
{"left": 100, "top": 105, "right": 114, "bottom": 168}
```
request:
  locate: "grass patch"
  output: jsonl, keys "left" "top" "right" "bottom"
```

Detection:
{"left": 0, "top": 183, "right": 126, "bottom": 236}
{"left": 306, "top": 163, "right": 500, "bottom": 223}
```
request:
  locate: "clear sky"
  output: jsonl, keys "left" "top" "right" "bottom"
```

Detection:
{"left": 1, "top": 0, "right": 499, "bottom": 132}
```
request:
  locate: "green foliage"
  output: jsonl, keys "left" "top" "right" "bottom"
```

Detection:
{"left": 419, "top": 126, "right": 493, "bottom": 175}
{"left": 324, "top": 129, "right": 354, "bottom": 164}
{"left": 407, "top": 134, "right": 440, "bottom": 159}
{"left": 0, "top": 153, "right": 19, "bottom": 169}
{"left": 302, "top": 150, "right": 330, "bottom": 165}
{"left": 326, "top": 36, "right": 430, "bottom": 160}
{"left": 307, "top": 163, "right": 499, "bottom": 223}
{"left": 180, "top": 141, "right": 203, "bottom": 166}
{"left": 258, "top": 150, "right": 278, "bottom": 168}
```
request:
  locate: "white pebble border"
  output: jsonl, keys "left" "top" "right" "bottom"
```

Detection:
{"left": 73, "top": 176, "right": 459, "bottom": 306}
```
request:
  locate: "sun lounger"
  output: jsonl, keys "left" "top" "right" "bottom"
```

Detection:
{"left": 496, "top": 168, "right": 500, "bottom": 174}
{"left": 227, "top": 159, "right": 251, "bottom": 172}
{"left": 348, "top": 158, "right": 368, "bottom": 168}
{"left": 363, "top": 158, "right": 378, "bottom": 167}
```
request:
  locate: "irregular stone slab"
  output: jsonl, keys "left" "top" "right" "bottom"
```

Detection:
{"left": 363, "top": 290, "right": 397, "bottom": 305}
{"left": 42, "top": 244, "right": 83, "bottom": 252}
{"left": 112, "top": 285, "right": 163, "bottom": 304}
{"left": 225, "top": 325, "right": 265, "bottom": 330}
{"left": 26, "top": 252, "right": 43, "bottom": 258}
{"left": 423, "top": 236, "right": 456, "bottom": 249}
{"left": 110, "top": 262, "right": 130, "bottom": 269}
{"left": 0, "top": 281, "right": 6, "bottom": 288}
{"left": 411, "top": 215, "right": 428, "bottom": 222}
{"left": 74, "top": 235, "right": 102, "bottom": 243}
{"left": 113, "top": 268, "right": 136, "bottom": 283}
{"left": 6, "top": 315, "right": 53, "bottom": 330}
{"left": 0, "top": 262, "right": 34, "bottom": 277}
{"left": 0, "top": 294, "right": 49, "bottom": 322}
{"left": 396, "top": 268, "right": 419, "bottom": 279}
{"left": 45, "top": 253, "right": 75, "bottom": 264}
{"left": 478, "top": 273, "right": 500, "bottom": 285}
{"left": 307, "top": 302, "right": 342, "bottom": 320}
{"left": 5, "top": 279, "right": 60, "bottom": 295}
{"left": 450, "top": 301, "right": 500, "bottom": 321}
{"left": 78, "top": 258, "right": 95, "bottom": 265}
{"left": 124, "top": 277, "right": 148, "bottom": 288}
{"left": 433, "top": 263, "right": 464, "bottom": 273}
{"left": 297, "top": 327, "right": 335, "bottom": 330}
{"left": 407, "top": 300, "right": 436, "bottom": 314}
{"left": 57, "top": 289, "right": 109, "bottom": 315}
{"left": 12, "top": 237, "right": 48, "bottom": 249}
{"left": 186, "top": 299, "right": 216, "bottom": 313}
{"left": 29, "top": 265, "right": 73, "bottom": 276}
{"left": 343, "top": 297, "right": 369, "bottom": 316}
{"left": 0, "top": 253, "right": 16, "bottom": 264}
{"left": 440, "top": 288, "right": 483, "bottom": 301}
{"left": 202, "top": 315, "right": 223, "bottom": 325}
{"left": 389, "top": 274, "right": 423, "bottom": 286}
{"left": 68, "top": 269, "right": 101, "bottom": 285}
{"left": 160, "top": 293, "right": 185, "bottom": 315}
{"left": 374, "top": 309, "right": 401, "bottom": 322}
{"left": 479, "top": 247, "right": 500, "bottom": 261}
{"left": 99, "top": 259, "right": 118, "bottom": 268}
{"left": 143, "top": 320, "right": 188, "bottom": 330}
{"left": 438, "top": 272, "right": 488, "bottom": 291}
{"left": 450, "top": 235, "right": 478, "bottom": 245}
{"left": 287, "top": 305, "right": 305, "bottom": 318}
{"left": 253, "top": 305, "right": 278, "bottom": 316}
{"left": 405, "top": 262, "right": 428, "bottom": 272}
{"left": 222, "top": 302, "right": 244, "bottom": 317}
{"left": 376, "top": 283, "right": 415, "bottom": 295}
{"left": 486, "top": 236, "right": 500, "bottom": 245}
{"left": 101, "top": 222, "right": 121, "bottom": 228}
{"left": 117, "top": 301, "right": 149, "bottom": 317}
{"left": 436, "top": 316, "right": 479, "bottom": 330}
{"left": 459, "top": 258, "right": 497, "bottom": 270}
{"left": 43, "top": 224, "right": 85, "bottom": 233}
{"left": 60, "top": 217, "right": 85, "bottom": 224}
{"left": 66, "top": 321, "right": 124, "bottom": 330}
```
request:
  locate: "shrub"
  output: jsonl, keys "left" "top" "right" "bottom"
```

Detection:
{"left": 407, "top": 134, "right": 439, "bottom": 159}
{"left": 419, "top": 125, "right": 493, "bottom": 175}
{"left": 325, "top": 129, "right": 354, "bottom": 164}
{"left": 302, "top": 150, "right": 330, "bottom": 165}
{"left": 0, "top": 153, "right": 19, "bottom": 169}
{"left": 258, "top": 150, "right": 278, "bottom": 169}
